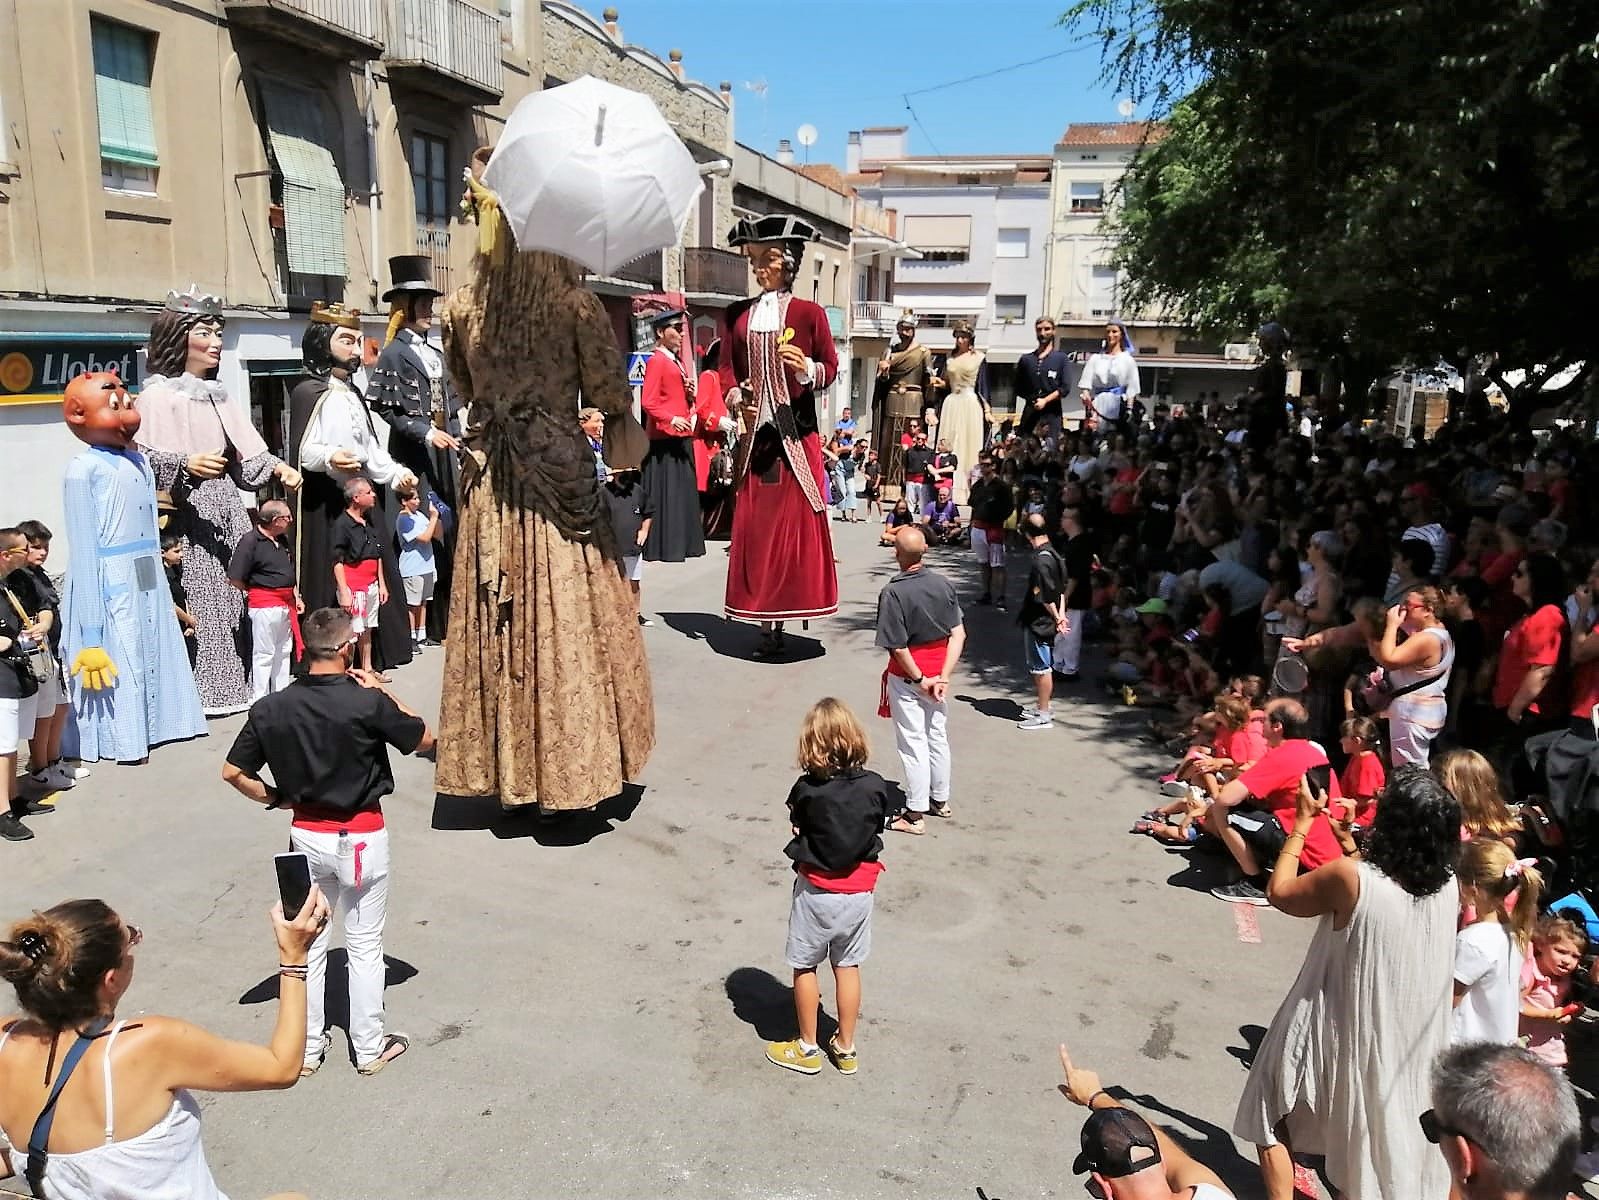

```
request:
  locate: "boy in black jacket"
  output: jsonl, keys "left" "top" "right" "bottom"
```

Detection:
{"left": 766, "top": 697, "right": 891, "bottom": 1077}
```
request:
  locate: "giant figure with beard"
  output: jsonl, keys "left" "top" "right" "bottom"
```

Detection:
{"left": 287, "top": 303, "right": 415, "bottom": 673}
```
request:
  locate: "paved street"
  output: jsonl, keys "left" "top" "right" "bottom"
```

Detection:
{"left": 5, "top": 522, "right": 1312, "bottom": 1200}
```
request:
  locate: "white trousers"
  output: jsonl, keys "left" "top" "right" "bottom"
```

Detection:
{"left": 290, "top": 824, "right": 391, "bottom": 1066}
{"left": 1053, "top": 610, "right": 1088, "bottom": 674}
{"left": 904, "top": 480, "right": 924, "bottom": 514}
{"left": 888, "top": 674, "right": 950, "bottom": 813}
{"left": 249, "top": 607, "right": 293, "bottom": 701}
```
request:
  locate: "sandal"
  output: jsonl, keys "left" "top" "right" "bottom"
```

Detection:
{"left": 929, "top": 801, "right": 953, "bottom": 819}
{"left": 300, "top": 1031, "right": 332, "bottom": 1078}
{"left": 889, "top": 816, "right": 926, "bottom": 836}
{"left": 357, "top": 1032, "right": 410, "bottom": 1076}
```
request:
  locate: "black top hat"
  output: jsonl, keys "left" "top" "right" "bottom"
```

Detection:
{"left": 727, "top": 213, "right": 818, "bottom": 248}
{"left": 382, "top": 255, "right": 443, "bottom": 303}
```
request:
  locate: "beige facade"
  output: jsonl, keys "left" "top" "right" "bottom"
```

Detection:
{"left": 1044, "top": 121, "right": 1256, "bottom": 410}
{"left": 0, "top": 0, "right": 733, "bottom": 540}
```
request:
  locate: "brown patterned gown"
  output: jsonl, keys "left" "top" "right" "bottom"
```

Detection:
{"left": 436, "top": 249, "right": 654, "bottom": 812}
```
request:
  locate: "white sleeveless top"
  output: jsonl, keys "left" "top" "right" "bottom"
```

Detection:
{"left": 0, "top": 1021, "right": 227, "bottom": 1200}
{"left": 1388, "top": 625, "right": 1455, "bottom": 714}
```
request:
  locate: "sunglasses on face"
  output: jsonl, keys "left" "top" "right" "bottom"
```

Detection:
{"left": 1419, "top": 1108, "right": 1467, "bottom": 1145}
{"left": 125, "top": 924, "right": 143, "bottom": 951}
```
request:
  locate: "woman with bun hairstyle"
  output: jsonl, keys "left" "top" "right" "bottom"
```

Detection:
{"left": 0, "top": 892, "right": 328, "bottom": 1199}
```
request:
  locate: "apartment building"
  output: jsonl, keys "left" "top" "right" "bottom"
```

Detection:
{"left": 1045, "top": 121, "right": 1257, "bottom": 409}
{"left": 0, "top": 0, "right": 735, "bottom": 541}
{"left": 847, "top": 126, "right": 1052, "bottom": 414}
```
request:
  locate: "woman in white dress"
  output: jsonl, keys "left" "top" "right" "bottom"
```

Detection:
{"left": 1076, "top": 320, "right": 1140, "bottom": 437}
{"left": 1238, "top": 764, "right": 1460, "bottom": 1200}
{"left": 934, "top": 322, "right": 990, "bottom": 504}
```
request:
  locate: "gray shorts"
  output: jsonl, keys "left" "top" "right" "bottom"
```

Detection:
{"left": 403, "top": 572, "right": 436, "bottom": 606}
{"left": 785, "top": 875, "right": 874, "bottom": 969}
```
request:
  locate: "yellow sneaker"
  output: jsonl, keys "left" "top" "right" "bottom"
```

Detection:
{"left": 828, "top": 1035, "right": 858, "bottom": 1075}
{"left": 1121, "top": 685, "right": 1138, "bottom": 706}
{"left": 765, "top": 1039, "right": 823, "bottom": 1074}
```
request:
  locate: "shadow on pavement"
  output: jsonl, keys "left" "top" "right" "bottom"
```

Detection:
{"left": 659, "top": 611, "right": 825, "bottom": 663}
{"left": 240, "top": 951, "right": 420, "bottom": 1068}
{"left": 1227, "top": 1023, "right": 1268, "bottom": 1069}
{"left": 1164, "top": 851, "right": 1232, "bottom": 894}
{"left": 725, "top": 966, "right": 838, "bottom": 1046}
{"left": 429, "top": 783, "right": 644, "bottom": 845}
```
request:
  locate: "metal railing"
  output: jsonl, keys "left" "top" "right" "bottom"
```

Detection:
{"left": 222, "top": 0, "right": 382, "bottom": 50}
{"left": 385, "top": 0, "right": 503, "bottom": 97}
{"left": 850, "top": 300, "right": 899, "bottom": 335}
{"left": 683, "top": 247, "right": 748, "bottom": 297}
{"left": 415, "top": 225, "right": 451, "bottom": 294}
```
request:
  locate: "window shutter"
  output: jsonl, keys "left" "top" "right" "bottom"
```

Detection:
{"left": 91, "top": 20, "right": 158, "bottom": 168}
{"left": 260, "top": 82, "right": 347, "bottom": 277}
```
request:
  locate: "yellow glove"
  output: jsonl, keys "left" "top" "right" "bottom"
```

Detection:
{"left": 71, "top": 647, "right": 118, "bottom": 692}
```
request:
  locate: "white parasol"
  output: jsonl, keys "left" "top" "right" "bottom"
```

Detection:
{"left": 484, "top": 75, "right": 703, "bottom": 276}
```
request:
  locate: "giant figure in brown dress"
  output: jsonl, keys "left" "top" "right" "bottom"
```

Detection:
{"left": 435, "top": 155, "right": 653, "bottom": 814}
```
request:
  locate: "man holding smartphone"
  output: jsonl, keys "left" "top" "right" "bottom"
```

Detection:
{"left": 222, "top": 606, "right": 435, "bottom": 1076}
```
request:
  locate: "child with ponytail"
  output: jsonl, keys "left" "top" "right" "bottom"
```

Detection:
{"left": 1451, "top": 837, "right": 1543, "bottom": 1044}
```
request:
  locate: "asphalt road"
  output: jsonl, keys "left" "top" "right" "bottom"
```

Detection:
{"left": 4, "top": 519, "right": 1312, "bottom": 1200}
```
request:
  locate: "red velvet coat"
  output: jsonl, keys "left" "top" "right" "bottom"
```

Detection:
{"left": 641, "top": 348, "right": 692, "bottom": 440}
{"left": 717, "top": 296, "right": 838, "bottom": 423}
{"left": 693, "top": 369, "right": 727, "bottom": 491}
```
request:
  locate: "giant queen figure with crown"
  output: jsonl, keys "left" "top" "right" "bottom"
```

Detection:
{"left": 135, "top": 286, "right": 302, "bottom": 715}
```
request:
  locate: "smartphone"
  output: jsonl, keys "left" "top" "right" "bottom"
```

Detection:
{"left": 274, "top": 852, "right": 312, "bottom": 919}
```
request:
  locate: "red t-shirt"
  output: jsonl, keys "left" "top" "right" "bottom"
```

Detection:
{"left": 1222, "top": 723, "right": 1267, "bottom": 767}
{"left": 1237, "top": 740, "right": 1344, "bottom": 869}
{"left": 1493, "top": 604, "right": 1565, "bottom": 712}
{"left": 1339, "top": 749, "right": 1386, "bottom": 824}
{"left": 1569, "top": 655, "right": 1599, "bottom": 720}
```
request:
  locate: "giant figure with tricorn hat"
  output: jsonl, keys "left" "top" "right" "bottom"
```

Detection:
{"left": 58, "top": 371, "right": 206, "bottom": 762}
{"left": 718, "top": 213, "right": 840, "bottom": 657}
{"left": 368, "top": 255, "right": 461, "bottom": 639}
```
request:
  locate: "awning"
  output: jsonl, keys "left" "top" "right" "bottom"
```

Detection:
{"left": 902, "top": 214, "right": 971, "bottom": 251}
{"left": 852, "top": 233, "right": 922, "bottom": 260}
{"left": 259, "top": 82, "right": 347, "bottom": 277}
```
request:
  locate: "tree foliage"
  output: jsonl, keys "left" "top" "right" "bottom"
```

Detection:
{"left": 1061, "top": 0, "right": 1599, "bottom": 413}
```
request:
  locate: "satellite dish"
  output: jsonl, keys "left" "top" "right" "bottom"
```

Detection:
{"left": 796, "top": 124, "right": 818, "bottom": 147}
{"left": 1116, "top": 98, "right": 1136, "bottom": 118}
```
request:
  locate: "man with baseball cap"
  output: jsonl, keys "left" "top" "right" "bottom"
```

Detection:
{"left": 1059, "top": 1044, "right": 1236, "bottom": 1199}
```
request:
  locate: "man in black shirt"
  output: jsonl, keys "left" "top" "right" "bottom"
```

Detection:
{"left": 901, "top": 431, "right": 935, "bottom": 514}
{"left": 223, "top": 606, "right": 433, "bottom": 1077}
{"left": 874, "top": 527, "right": 965, "bottom": 834}
{"left": 1017, "top": 513, "right": 1068, "bottom": 730}
{"left": 228, "top": 499, "right": 301, "bottom": 701}
{"left": 1015, "top": 317, "right": 1072, "bottom": 448}
{"left": 1054, "top": 505, "right": 1096, "bottom": 681}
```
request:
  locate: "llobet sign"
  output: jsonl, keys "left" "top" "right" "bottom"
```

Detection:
{"left": 0, "top": 338, "right": 144, "bottom": 406}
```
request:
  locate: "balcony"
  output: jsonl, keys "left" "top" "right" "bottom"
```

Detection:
{"left": 584, "top": 250, "right": 663, "bottom": 292}
{"left": 384, "top": 0, "right": 504, "bottom": 105}
{"left": 223, "top": 0, "right": 383, "bottom": 59}
{"left": 415, "top": 225, "right": 451, "bottom": 294}
{"left": 850, "top": 300, "right": 899, "bottom": 337}
{"left": 682, "top": 247, "right": 749, "bottom": 301}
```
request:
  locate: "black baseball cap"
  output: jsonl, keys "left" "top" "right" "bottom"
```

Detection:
{"left": 1072, "top": 1108, "right": 1163, "bottom": 1179}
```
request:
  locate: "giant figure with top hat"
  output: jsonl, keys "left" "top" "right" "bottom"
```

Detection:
{"left": 59, "top": 370, "right": 206, "bottom": 762}
{"left": 368, "top": 255, "right": 461, "bottom": 640}
{"left": 135, "top": 286, "right": 302, "bottom": 716}
{"left": 719, "top": 214, "right": 840, "bottom": 657}
{"left": 287, "top": 301, "right": 416, "bottom": 672}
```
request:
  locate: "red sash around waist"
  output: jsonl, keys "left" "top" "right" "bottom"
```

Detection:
{"left": 248, "top": 585, "right": 304, "bottom": 657}
{"left": 878, "top": 639, "right": 951, "bottom": 717}
{"left": 342, "top": 559, "right": 380, "bottom": 593}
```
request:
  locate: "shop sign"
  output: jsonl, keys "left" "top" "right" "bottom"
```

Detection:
{"left": 0, "top": 337, "right": 144, "bottom": 406}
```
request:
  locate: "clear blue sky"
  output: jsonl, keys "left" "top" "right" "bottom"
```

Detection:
{"left": 606, "top": 0, "right": 1131, "bottom": 161}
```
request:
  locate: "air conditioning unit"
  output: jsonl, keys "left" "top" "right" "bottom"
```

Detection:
{"left": 1224, "top": 343, "right": 1256, "bottom": 361}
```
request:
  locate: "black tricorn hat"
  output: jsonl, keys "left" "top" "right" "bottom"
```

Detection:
{"left": 727, "top": 213, "right": 818, "bottom": 248}
{"left": 646, "top": 307, "right": 686, "bottom": 327}
{"left": 382, "top": 255, "right": 443, "bottom": 302}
